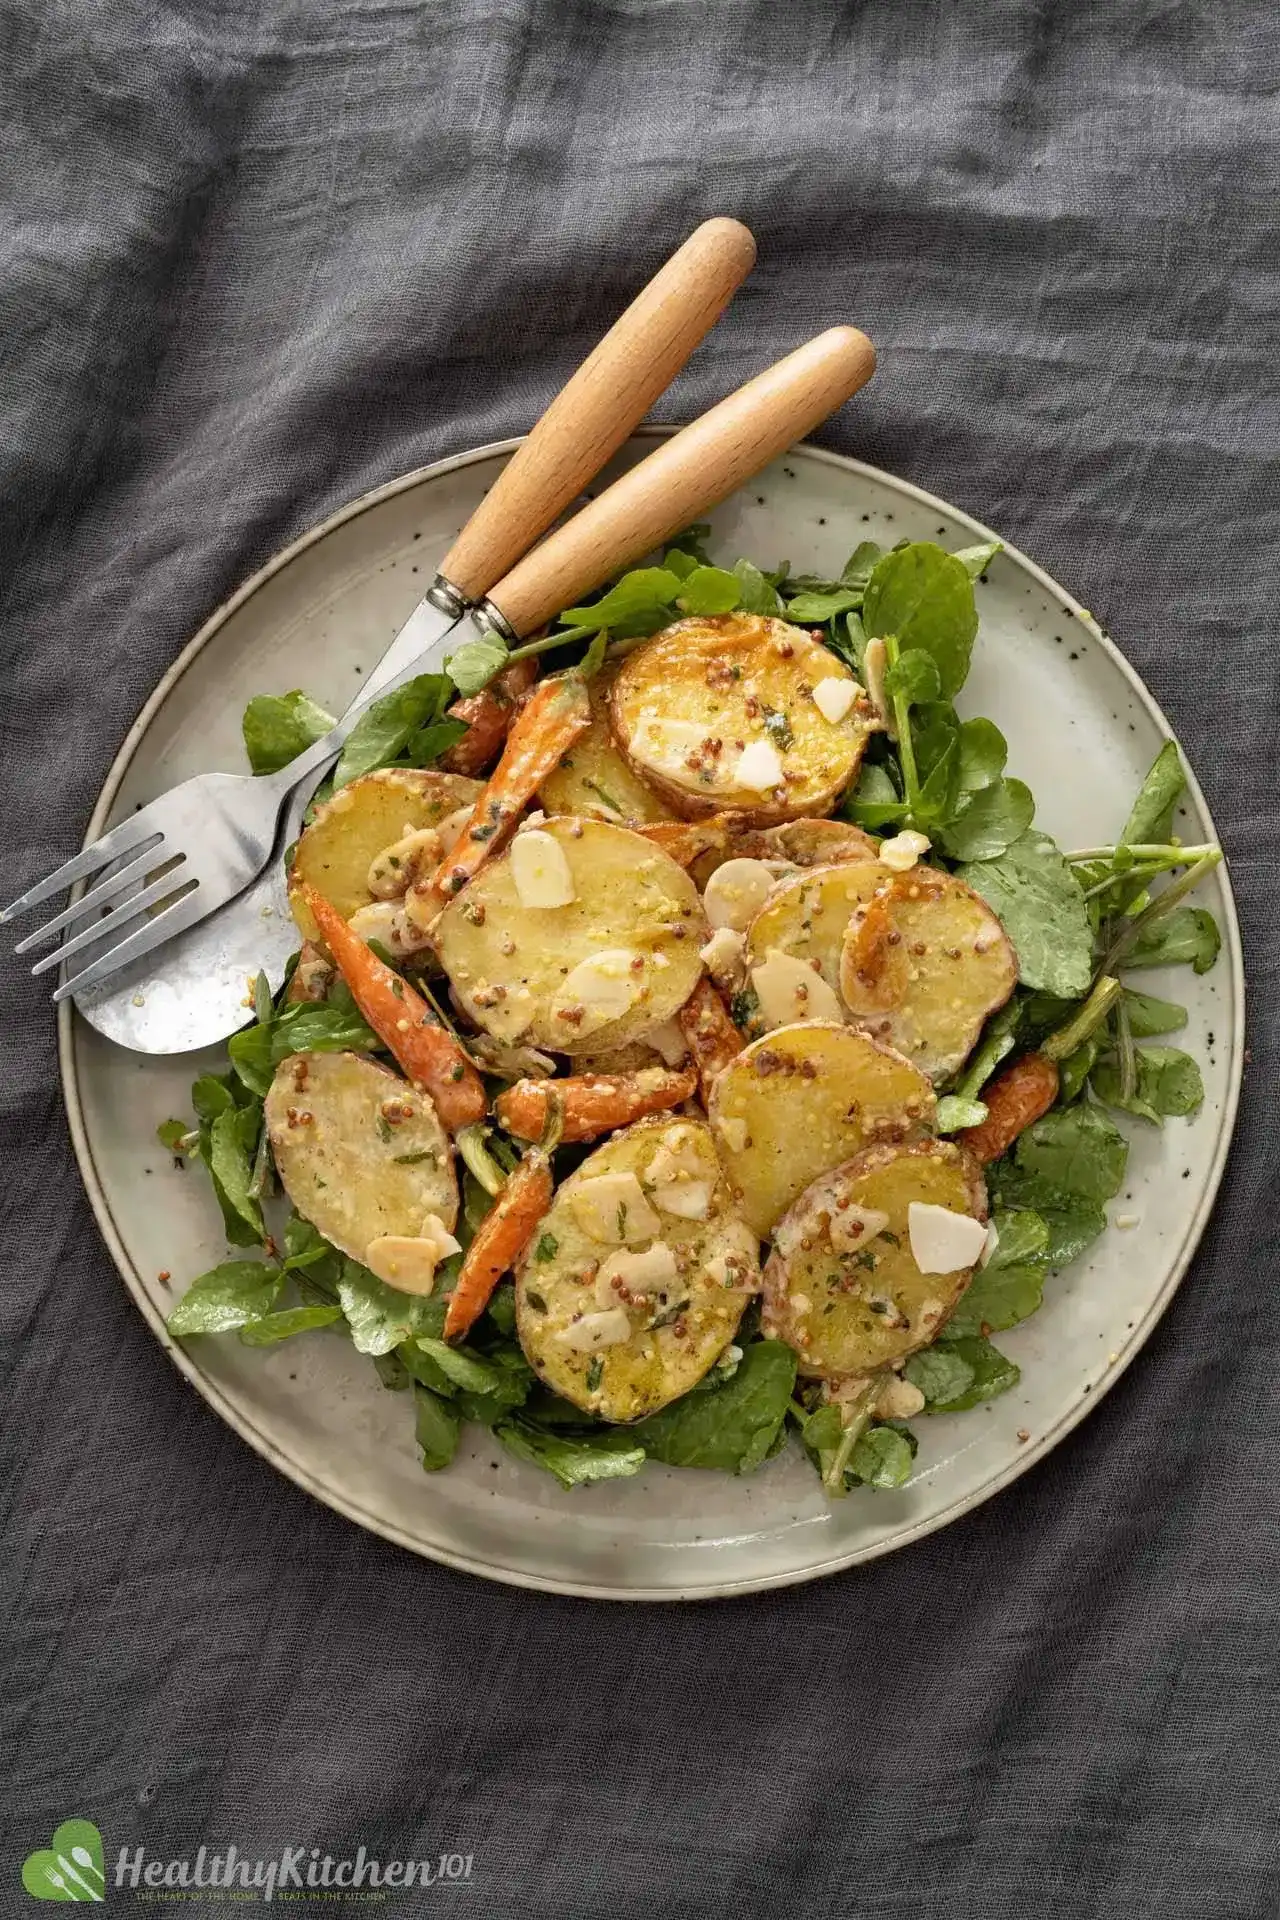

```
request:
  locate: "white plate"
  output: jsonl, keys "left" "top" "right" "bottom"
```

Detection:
{"left": 61, "top": 433, "right": 1244, "bottom": 1600}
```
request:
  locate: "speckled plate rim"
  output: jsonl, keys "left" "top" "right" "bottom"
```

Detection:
{"left": 58, "top": 432, "right": 1246, "bottom": 1601}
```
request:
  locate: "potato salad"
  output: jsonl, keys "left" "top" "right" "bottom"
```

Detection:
{"left": 161, "top": 532, "right": 1223, "bottom": 1497}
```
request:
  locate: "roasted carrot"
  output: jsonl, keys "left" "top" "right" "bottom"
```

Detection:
{"left": 426, "top": 674, "right": 592, "bottom": 906}
{"left": 496, "top": 1065, "right": 697, "bottom": 1143}
{"left": 444, "top": 1096, "right": 562, "bottom": 1340}
{"left": 440, "top": 657, "right": 540, "bottom": 777}
{"left": 678, "top": 978, "right": 745, "bottom": 1101}
{"left": 843, "top": 886, "right": 903, "bottom": 1008}
{"left": 960, "top": 1052, "right": 1060, "bottom": 1165}
{"left": 635, "top": 816, "right": 736, "bottom": 869}
{"left": 301, "top": 886, "right": 486, "bottom": 1132}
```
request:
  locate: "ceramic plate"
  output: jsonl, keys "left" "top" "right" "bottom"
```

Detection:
{"left": 60, "top": 433, "right": 1244, "bottom": 1599}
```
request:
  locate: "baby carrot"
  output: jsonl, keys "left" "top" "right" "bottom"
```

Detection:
{"left": 678, "top": 978, "right": 744, "bottom": 1102}
{"left": 301, "top": 886, "right": 486, "bottom": 1132}
{"left": 496, "top": 1066, "right": 697, "bottom": 1143}
{"left": 440, "top": 657, "right": 540, "bottom": 777}
{"left": 444, "top": 1095, "right": 563, "bottom": 1340}
{"left": 960, "top": 1052, "right": 1060, "bottom": 1165}
{"left": 427, "top": 674, "right": 592, "bottom": 904}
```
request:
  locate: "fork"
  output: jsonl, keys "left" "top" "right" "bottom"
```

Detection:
{"left": 2, "top": 217, "right": 758, "bottom": 1001}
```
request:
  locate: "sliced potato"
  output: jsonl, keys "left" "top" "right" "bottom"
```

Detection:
{"left": 743, "top": 861, "right": 885, "bottom": 1028}
{"left": 515, "top": 1117, "right": 758, "bottom": 1421}
{"left": 689, "top": 815, "right": 879, "bottom": 888}
{"left": 432, "top": 818, "right": 706, "bottom": 1056}
{"left": 762, "top": 1141, "right": 987, "bottom": 1378}
{"left": 538, "top": 670, "right": 670, "bottom": 825}
{"left": 290, "top": 768, "right": 481, "bottom": 941}
{"left": 264, "top": 1051, "right": 457, "bottom": 1262}
{"left": 708, "top": 1021, "right": 935, "bottom": 1236}
{"left": 610, "top": 614, "right": 874, "bottom": 824}
{"left": 839, "top": 866, "right": 1018, "bottom": 1080}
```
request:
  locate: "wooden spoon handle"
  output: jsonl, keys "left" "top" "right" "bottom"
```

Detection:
{"left": 486, "top": 327, "right": 876, "bottom": 638}
{"left": 439, "top": 218, "right": 757, "bottom": 601}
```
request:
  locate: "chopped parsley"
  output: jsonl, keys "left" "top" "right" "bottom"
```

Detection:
{"left": 376, "top": 1113, "right": 393, "bottom": 1143}
{"left": 534, "top": 1233, "right": 558, "bottom": 1263}
{"left": 585, "top": 1356, "right": 604, "bottom": 1392}
{"left": 526, "top": 1289, "right": 548, "bottom": 1313}
{"left": 392, "top": 1150, "right": 435, "bottom": 1166}
{"left": 762, "top": 706, "right": 794, "bottom": 750}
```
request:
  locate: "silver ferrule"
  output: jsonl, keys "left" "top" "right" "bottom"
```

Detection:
{"left": 426, "top": 573, "right": 470, "bottom": 621}
{"left": 469, "top": 599, "right": 518, "bottom": 646}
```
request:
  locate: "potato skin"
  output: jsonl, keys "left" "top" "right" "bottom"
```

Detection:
{"left": 762, "top": 1139, "right": 987, "bottom": 1378}
{"left": 839, "top": 865, "right": 1018, "bottom": 1081}
{"left": 515, "top": 1117, "right": 757, "bottom": 1422}
{"left": 610, "top": 614, "right": 874, "bottom": 824}
{"left": 432, "top": 817, "right": 707, "bottom": 1056}
{"left": 264, "top": 1051, "right": 457, "bottom": 1262}
{"left": 708, "top": 1021, "right": 935, "bottom": 1237}
{"left": 289, "top": 768, "right": 481, "bottom": 941}
{"left": 689, "top": 816, "right": 879, "bottom": 889}
{"left": 538, "top": 670, "right": 670, "bottom": 825}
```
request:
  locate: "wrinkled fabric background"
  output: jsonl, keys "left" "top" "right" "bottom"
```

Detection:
{"left": 3, "top": 2, "right": 1277, "bottom": 1915}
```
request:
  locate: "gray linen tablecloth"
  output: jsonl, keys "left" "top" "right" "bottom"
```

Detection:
{"left": 3, "top": 3, "right": 1277, "bottom": 1915}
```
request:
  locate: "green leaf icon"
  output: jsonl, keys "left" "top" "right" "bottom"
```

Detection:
{"left": 22, "top": 1820, "right": 105, "bottom": 1902}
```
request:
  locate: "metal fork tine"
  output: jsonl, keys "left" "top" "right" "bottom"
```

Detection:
{"left": 2, "top": 819, "right": 164, "bottom": 925}
{"left": 54, "top": 884, "right": 207, "bottom": 1005}
{"left": 30, "top": 865, "right": 191, "bottom": 977}
{"left": 12, "top": 847, "right": 165, "bottom": 954}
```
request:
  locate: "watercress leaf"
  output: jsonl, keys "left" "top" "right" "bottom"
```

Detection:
{"left": 282, "top": 1214, "right": 338, "bottom": 1276}
{"left": 167, "top": 1260, "right": 282, "bottom": 1336}
{"left": 935, "top": 1094, "right": 989, "bottom": 1132}
{"left": 337, "top": 1258, "right": 438, "bottom": 1355}
{"left": 1124, "top": 906, "right": 1220, "bottom": 974}
{"left": 884, "top": 648, "right": 942, "bottom": 706}
{"left": 952, "top": 997, "right": 1024, "bottom": 1100}
{"left": 373, "top": 1350, "right": 411, "bottom": 1391}
{"left": 732, "top": 558, "right": 784, "bottom": 616}
{"left": 956, "top": 716, "right": 1008, "bottom": 792}
{"left": 912, "top": 702, "right": 960, "bottom": 778}
{"left": 988, "top": 1208, "right": 1051, "bottom": 1268}
{"left": 227, "top": 1022, "right": 276, "bottom": 1098}
{"left": 482, "top": 1280, "right": 519, "bottom": 1339}
{"left": 841, "top": 540, "right": 884, "bottom": 589}
{"left": 927, "top": 1336, "right": 1020, "bottom": 1410}
{"left": 334, "top": 673, "right": 453, "bottom": 787}
{"left": 671, "top": 522, "right": 714, "bottom": 564}
{"left": 413, "top": 1336, "right": 514, "bottom": 1397}
{"left": 842, "top": 761, "right": 909, "bottom": 829}
{"left": 662, "top": 547, "right": 699, "bottom": 579}
{"left": 559, "top": 567, "right": 682, "bottom": 632}
{"left": 404, "top": 718, "right": 470, "bottom": 766}
{"left": 495, "top": 1416, "right": 647, "bottom": 1488}
{"left": 1058, "top": 1037, "right": 1099, "bottom": 1102}
{"left": 862, "top": 542, "right": 978, "bottom": 697}
{"left": 578, "top": 630, "right": 609, "bottom": 679}
{"left": 631, "top": 1340, "right": 798, "bottom": 1473}
{"left": 937, "top": 777, "right": 1035, "bottom": 862}
{"left": 239, "top": 1303, "right": 343, "bottom": 1345}
{"left": 842, "top": 609, "right": 868, "bottom": 671}
{"left": 156, "top": 1118, "right": 190, "bottom": 1153}
{"left": 952, "top": 538, "right": 1003, "bottom": 580}
{"left": 446, "top": 637, "right": 510, "bottom": 698}
{"left": 799, "top": 1403, "right": 845, "bottom": 1453}
{"left": 1011, "top": 1103, "right": 1129, "bottom": 1201}
{"left": 960, "top": 830, "right": 1093, "bottom": 996}
{"left": 1121, "top": 741, "right": 1186, "bottom": 848}
{"left": 676, "top": 565, "right": 741, "bottom": 617}
{"left": 783, "top": 585, "right": 864, "bottom": 624}
{"left": 848, "top": 1423, "right": 916, "bottom": 1489}
{"left": 269, "top": 1001, "right": 380, "bottom": 1062}
{"left": 208, "top": 1107, "right": 266, "bottom": 1243}
{"left": 1038, "top": 1201, "right": 1108, "bottom": 1266}
{"left": 903, "top": 1345, "right": 975, "bottom": 1406}
{"left": 1093, "top": 1045, "right": 1204, "bottom": 1122}
{"left": 242, "top": 691, "right": 335, "bottom": 775}
{"left": 191, "top": 1073, "right": 237, "bottom": 1122}
{"left": 947, "top": 1264, "right": 1044, "bottom": 1338}
{"left": 414, "top": 1385, "right": 462, "bottom": 1471}
{"left": 1121, "top": 988, "right": 1188, "bottom": 1037}
{"left": 916, "top": 737, "right": 961, "bottom": 827}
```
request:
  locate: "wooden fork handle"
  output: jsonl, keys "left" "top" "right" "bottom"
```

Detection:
{"left": 438, "top": 218, "right": 757, "bottom": 601}
{"left": 486, "top": 326, "right": 877, "bottom": 638}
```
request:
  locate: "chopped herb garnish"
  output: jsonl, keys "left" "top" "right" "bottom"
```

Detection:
{"left": 534, "top": 1233, "right": 558, "bottom": 1263}
{"left": 762, "top": 706, "right": 794, "bottom": 750}
{"left": 526, "top": 1289, "right": 548, "bottom": 1313}
{"left": 729, "top": 985, "right": 760, "bottom": 1029}
{"left": 616, "top": 1202, "right": 628, "bottom": 1239}
{"left": 850, "top": 1249, "right": 877, "bottom": 1271}
{"left": 376, "top": 1113, "right": 393, "bottom": 1143}
{"left": 392, "top": 1150, "right": 435, "bottom": 1166}
{"left": 585, "top": 1356, "right": 604, "bottom": 1392}
{"left": 879, "top": 1230, "right": 901, "bottom": 1248}
{"left": 391, "top": 978, "right": 405, "bottom": 999}
{"left": 583, "top": 778, "right": 624, "bottom": 814}
{"left": 651, "top": 1297, "right": 690, "bottom": 1328}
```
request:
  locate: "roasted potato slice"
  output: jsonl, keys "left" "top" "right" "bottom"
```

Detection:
{"left": 839, "top": 866, "right": 1018, "bottom": 1080}
{"left": 743, "top": 861, "right": 885, "bottom": 1025}
{"left": 432, "top": 817, "right": 707, "bottom": 1056}
{"left": 708, "top": 1021, "right": 935, "bottom": 1236}
{"left": 290, "top": 768, "right": 481, "bottom": 941}
{"left": 515, "top": 1116, "right": 758, "bottom": 1422}
{"left": 610, "top": 614, "right": 874, "bottom": 824}
{"left": 762, "top": 1141, "right": 987, "bottom": 1378}
{"left": 689, "top": 815, "right": 879, "bottom": 888}
{"left": 538, "top": 670, "right": 670, "bottom": 825}
{"left": 264, "top": 1051, "right": 457, "bottom": 1261}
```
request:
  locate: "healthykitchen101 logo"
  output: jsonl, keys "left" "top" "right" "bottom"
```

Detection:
{"left": 22, "top": 1820, "right": 105, "bottom": 1901}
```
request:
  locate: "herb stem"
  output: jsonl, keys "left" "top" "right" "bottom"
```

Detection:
{"left": 506, "top": 624, "right": 598, "bottom": 666}
{"left": 1065, "top": 843, "right": 1216, "bottom": 864}
{"left": 1116, "top": 996, "right": 1137, "bottom": 1103}
{"left": 456, "top": 1124, "right": 507, "bottom": 1197}
{"left": 882, "top": 635, "right": 921, "bottom": 816}
{"left": 819, "top": 1379, "right": 879, "bottom": 1496}
{"left": 1041, "top": 976, "right": 1121, "bottom": 1061}
{"left": 1096, "top": 850, "right": 1222, "bottom": 980}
